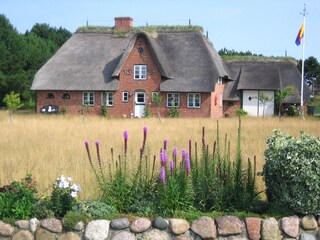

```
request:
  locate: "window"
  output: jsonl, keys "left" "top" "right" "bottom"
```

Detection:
{"left": 101, "top": 92, "right": 114, "bottom": 106}
{"left": 61, "top": 93, "right": 70, "bottom": 99}
{"left": 167, "top": 93, "right": 180, "bottom": 107}
{"left": 135, "top": 92, "right": 146, "bottom": 104}
{"left": 219, "top": 93, "right": 223, "bottom": 107}
{"left": 134, "top": 65, "right": 147, "bottom": 80}
{"left": 217, "top": 77, "right": 222, "bottom": 84}
{"left": 188, "top": 93, "right": 201, "bottom": 108}
{"left": 46, "top": 93, "right": 55, "bottom": 99}
{"left": 122, "top": 92, "right": 129, "bottom": 102}
{"left": 82, "top": 92, "right": 95, "bottom": 106}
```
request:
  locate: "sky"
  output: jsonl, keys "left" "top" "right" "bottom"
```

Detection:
{"left": 2, "top": 0, "right": 320, "bottom": 61}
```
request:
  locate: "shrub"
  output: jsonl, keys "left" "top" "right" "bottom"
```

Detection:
{"left": 235, "top": 108, "right": 248, "bottom": 117}
{"left": 33, "top": 198, "right": 55, "bottom": 219}
{"left": 263, "top": 130, "right": 320, "bottom": 214}
{"left": 50, "top": 175, "right": 81, "bottom": 217}
{"left": 63, "top": 211, "right": 89, "bottom": 230}
{"left": 168, "top": 107, "right": 180, "bottom": 118}
{"left": 144, "top": 104, "right": 152, "bottom": 118}
{"left": 0, "top": 174, "right": 37, "bottom": 219}
{"left": 72, "top": 201, "right": 118, "bottom": 219}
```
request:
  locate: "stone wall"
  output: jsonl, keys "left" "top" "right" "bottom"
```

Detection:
{"left": 0, "top": 215, "right": 319, "bottom": 240}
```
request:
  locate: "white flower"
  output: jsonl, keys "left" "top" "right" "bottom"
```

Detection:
{"left": 71, "top": 183, "right": 80, "bottom": 192}
{"left": 70, "top": 191, "right": 78, "bottom": 198}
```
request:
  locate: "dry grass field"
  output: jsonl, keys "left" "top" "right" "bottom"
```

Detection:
{"left": 0, "top": 110, "right": 319, "bottom": 200}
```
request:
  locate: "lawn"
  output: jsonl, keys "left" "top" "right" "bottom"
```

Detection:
{"left": 0, "top": 110, "right": 319, "bottom": 200}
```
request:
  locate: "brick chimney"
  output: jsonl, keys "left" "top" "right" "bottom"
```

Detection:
{"left": 114, "top": 17, "right": 133, "bottom": 31}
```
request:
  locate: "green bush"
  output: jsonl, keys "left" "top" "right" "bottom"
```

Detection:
{"left": 33, "top": 198, "right": 55, "bottom": 219}
{"left": 72, "top": 200, "right": 118, "bottom": 219}
{"left": 0, "top": 174, "right": 37, "bottom": 219}
{"left": 235, "top": 108, "right": 248, "bottom": 117}
{"left": 263, "top": 130, "right": 320, "bottom": 214}
{"left": 50, "top": 175, "right": 81, "bottom": 218}
{"left": 63, "top": 211, "right": 89, "bottom": 230}
{"left": 168, "top": 107, "right": 180, "bottom": 118}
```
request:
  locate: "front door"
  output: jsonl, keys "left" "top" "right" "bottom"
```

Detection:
{"left": 134, "top": 91, "right": 146, "bottom": 117}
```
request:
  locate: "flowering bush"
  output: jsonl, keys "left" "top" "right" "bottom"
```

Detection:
{"left": 264, "top": 130, "right": 320, "bottom": 214}
{"left": 50, "top": 175, "right": 81, "bottom": 217}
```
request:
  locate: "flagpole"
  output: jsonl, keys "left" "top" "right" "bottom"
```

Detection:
{"left": 300, "top": 4, "right": 306, "bottom": 118}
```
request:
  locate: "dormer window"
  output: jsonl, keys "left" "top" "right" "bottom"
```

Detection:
{"left": 134, "top": 65, "right": 147, "bottom": 80}
{"left": 46, "top": 93, "right": 55, "bottom": 99}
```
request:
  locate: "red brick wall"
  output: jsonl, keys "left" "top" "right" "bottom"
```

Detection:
{"left": 223, "top": 100, "right": 241, "bottom": 117}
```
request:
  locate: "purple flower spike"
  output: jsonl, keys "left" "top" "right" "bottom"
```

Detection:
{"left": 164, "top": 139, "right": 168, "bottom": 150}
{"left": 173, "top": 147, "right": 178, "bottom": 158}
{"left": 170, "top": 160, "right": 174, "bottom": 173}
{"left": 160, "top": 150, "right": 167, "bottom": 166}
{"left": 185, "top": 152, "right": 190, "bottom": 176}
{"left": 160, "top": 166, "right": 166, "bottom": 185}
{"left": 143, "top": 126, "right": 148, "bottom": 135}
{"left": 123, "top": 131, "right": 128, "bottom": 140}
{"left": 85, "top": 141, "right": 92, "bottom": 164}
{"left": 95, "top": 141, "right": 101, "bottom": 163}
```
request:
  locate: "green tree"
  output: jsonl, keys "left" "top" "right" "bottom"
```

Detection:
{"left": 3, "top": 91, "right": 24, "bottom": 121}
{"left": 297, "top": 56, "right": 320, "bottom": 86}
{"left": 258, "top": 91, "right": 273, "bottom": 117}
{"left": 152, "top": 92, "right": 162, "bottom": 121}
{"left": 275, "top": 86, "right": 296, "bottom": 118}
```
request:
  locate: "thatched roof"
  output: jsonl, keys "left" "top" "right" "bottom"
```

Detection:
{"left": 31, "top": 30, "right": 228, "bottom": 93}
{"left": 224, "top": 61, "right": 310, "bottom": 103}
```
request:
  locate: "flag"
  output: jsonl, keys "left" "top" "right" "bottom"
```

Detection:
{"left": 295, "top": 23, "right": 304, "bottom": 46}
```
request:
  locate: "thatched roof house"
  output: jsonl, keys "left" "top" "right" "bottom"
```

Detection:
{"left": 31, "top": 17, "right": 308, "bottom": 117}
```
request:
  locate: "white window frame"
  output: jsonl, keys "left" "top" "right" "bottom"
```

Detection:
{"left": 187, "top": 93, "right": 201, "bottom": 108}
{"left": 101, "top": 92, "right": 114, "bottom": 107}
{"left": 134, "top": 65, "right": 147, "bottom": 80}
{"left": 122, "top": 92, "right": 129, "bottom": 102}
{"left": 167, "top": 93, "right": 180, "bottom": 107}
{"left": 219, "top": 93, "right": 223, "bottom": 107}
{"left": 217, "top": 77, "right": 223, "bottom": 84}
{"left": 82, "top": 92, "right": 95, "bottom": 106}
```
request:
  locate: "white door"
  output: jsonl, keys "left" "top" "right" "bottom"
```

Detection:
{"left": 258, "top": 91, "right": 274, "bottom": 117}
{"left": 243, "top": 90, "right": 259, "bottom": 116}
{"left": 134, "top": 91, "right": 146, "bottom": 117}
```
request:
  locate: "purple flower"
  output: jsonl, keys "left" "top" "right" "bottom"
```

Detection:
{"left": 173, "top": 147, "right": 178, "bottom": 158}
{"left": 160, "top": 166, "right": 166, "bottom": 185}
{"left": 163, "top": 139, "right": 168, "bottom": 150}
{"left": 170, "top": 160, "right": 174, "bottom": 173}
{"left": 143, "top": 126, "right": 148, "bottom": 135}
{"left": 185, "top": 152, "right": 190, "bottom": 176}
{"left": 85, "top": 141, "right": 92, "bottom": 164}
{"left": 123, "top": 131, "right": 128, "bottom": 156}
{"left": 160, "top": 149, "right": 167, "bottom": 166}
{"left": 123, "top": 131, "right": 128, "bottom": 140}
{"left": 181, "top": 148, "right": 186, "bottom": 163}
{"left": 95, "top": 141, "right": 101, "bottom": 163}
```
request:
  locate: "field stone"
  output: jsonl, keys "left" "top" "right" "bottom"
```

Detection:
{"left": 29, "top": 218, "right": 39, "bottom": 233}
{"left": 141, "top": 229, "right": 170, "bottom": 240}
{"left": 11, "top": 230, "right": 33, "bottom": 240}
{"left": 58, "top": 232, "right": 81, "bottom": 240}
{"left": 85, "top": 220, "right": 110, "bottom": 240}
{"left": 111, "top": 231, "right": 136, "bottom": 240}
{"left": 191, "top": 216, "right": 216, "bottom": 239}
{"left": 281, "top": 216, "right": 300, "bottom": 238}
{"left": 153, "top": 217, "right": 169, "bottom": 230}
{"left": 215, "top": 215, "right": 244, "bottom": 236}
{"left": 299, "top": 233, "right": 316, "bottom": 240}
{"left": 261, "top": 217, "right": 282, "bottom": 240}
{"left": 15, "top": 220, "right": 29, "bottom": 229}
{"left": 41, "top": 218, "right": 63, "bottom": 233}
{"left": 245, "top": 217, "right": 261, "bottom": 240}
{"left": 111, "top": 218, "right": 130, "bottom": 230}
{"left": 0, "top": 221, "right": 14, "bottom": 237}
{"left": 169, "top": 219, "right": 190, "bottom": 235}
{"left": 74, "top": 221, "right": 84, "bottom": 231}
{"left": 301, "top": 215, "right": 318, "bottom": 230}
{"left": 35, "top": 228, "right": 56, "bottom": 240}
{"left": 130, "top": 218, "right": 151, "bottom": 233}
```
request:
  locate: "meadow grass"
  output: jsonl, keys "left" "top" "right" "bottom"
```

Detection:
{"left": 0, "top": 110, "right": 319, "bottom": 200}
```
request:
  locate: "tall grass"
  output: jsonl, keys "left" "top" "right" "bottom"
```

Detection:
{"left": 0, "top": 110, "right": 319, "bottom": 199}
